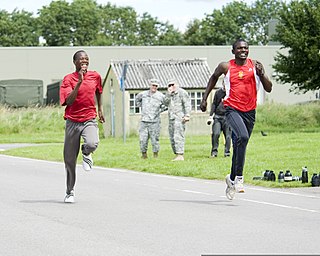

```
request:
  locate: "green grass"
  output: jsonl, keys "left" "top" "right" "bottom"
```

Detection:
{"left": 1, "top": 133, "right": 318, "bottom": 188}
{"left": 0, "top": 104, "right": 319, "bottom": 188}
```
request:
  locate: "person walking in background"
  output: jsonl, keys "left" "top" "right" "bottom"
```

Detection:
{"left": 60, "top": 50, "right": 105, "bottom": 203}
{"left": 164, "top": 79, "right": 191, "bottom": 161}
{"left": 200, "top": 39, "right": 272, "bottom": 200}
{"left": 136, "top": 78, "right": 166, "bottom": 159}
{"left": 206, "top": 80, "right": 231, "bottom": 158}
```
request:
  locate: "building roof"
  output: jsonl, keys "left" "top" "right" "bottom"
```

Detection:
{"left": 107, "top": 58, "right": 212, "bottom": 90}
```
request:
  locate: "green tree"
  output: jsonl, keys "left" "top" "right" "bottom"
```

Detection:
{"left": 70, "top": 0, "right": 100, "bottom": 46}
{"left": 0, "top": 9, "right": 39, "bottom": 46}
{"left": 183, "top": 0, "right": 283, "bottom": 46}
{"left": 38, "top": 0, "right": 74, "bottom": 46}
{"left": 137, "top": 13, "right": 183, "bottom": 46}
{"left": 96, "top": 7, "right": 182, "bottom": 46}
{"left": 96, "top": 3, "right": 139, "bottom": 46}
{"left": 137, "top": 13, "right": 161, "bottom": 45}
{"left": 157, "top": 22, "right": 183, "bottom": 46}
{"left": 273, "top": 0, "right": 320, "bottom": 92}
{"left": 183, "top": 19, "right": 204, "bottom": 45}
{"left": 38, "top": 0, "right": 100, "bottom": 46}
{"left": 184, "top": 2, "right": 251, "bottom": 45}
{"left": 247, "top": 0, "right": 283, "bottom": 45}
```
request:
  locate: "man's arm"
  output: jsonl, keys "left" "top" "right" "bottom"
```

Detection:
{"left": 160, "top": 94, "right": 168, "bottom": 113}
{"left": 96, "top": 91, "right": 105, "bottom": 123}
{"left": 163, "top": 89, "right": 172, "bottom": 107}
{"left": 135, "top": 92, "right": 143, "bottom": 108}
{"left": 64, "top": 69, "right": 86, "bottom": 106}
{"left": 182, "top": 90, "right": 191, "bottom": 123}
{"left": 200, "top": 62, "right": 229, "bottom": 112}
{"left": 254, "top": 60, "right": 272, "bottom": 93}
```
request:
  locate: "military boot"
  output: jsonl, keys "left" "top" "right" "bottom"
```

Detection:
{"left": 141, "top": 152, "right": 147, "bottom": 159}
{"left": 153, "top": 152, "right": 158, "bottom": 158}
{"left": 172, "top": 154, "right": 184, "bottom": 161}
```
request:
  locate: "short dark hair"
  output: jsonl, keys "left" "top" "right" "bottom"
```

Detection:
{"left": 73, "top": 50, "right": 86, "bottom": 61}
{"left": 232, "top": 39, "right": 247, "bottom": 50}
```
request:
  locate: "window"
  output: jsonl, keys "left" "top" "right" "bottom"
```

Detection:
{"left": 129, "top": 93, "right": 141, "bottom": 114}
{"left": 189, "top": 91, "right": 204, "bottom": 112}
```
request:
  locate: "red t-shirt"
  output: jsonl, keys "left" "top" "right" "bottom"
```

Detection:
{"left": 60, "top": 71, "right": 103, "bottom": 122}
{"left": 223, "top": 58, "right": 260, "bottom": 112}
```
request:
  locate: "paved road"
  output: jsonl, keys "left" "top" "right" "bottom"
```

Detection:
{"left": 1, "top": 154, "right": 320, "bottom": 256}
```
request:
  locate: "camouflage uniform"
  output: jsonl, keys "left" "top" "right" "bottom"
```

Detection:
{"left": 136, "top": 90, "right": 166, "bottom": 153}
{"left": 164, "top": 87, "right": 191, "bottom": 154}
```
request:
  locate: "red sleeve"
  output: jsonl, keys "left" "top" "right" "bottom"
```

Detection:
{"left": 60, "top": 75, "right": 73, "bottom": 106}
{"left": 96, "top": 73, "right": 103, "bottom": 94}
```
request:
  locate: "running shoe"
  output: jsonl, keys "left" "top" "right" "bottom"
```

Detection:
{"left": 225, "top": 174, "right": 235, "bottom": 200}
{"left": 64, "top": 190, "right": 75, "bottom": 203}
{"left": 82, "top": 153, "right": 93, "bottom": 171}
{"left": 235, "top": 176, "right": 245, "bottom": 193}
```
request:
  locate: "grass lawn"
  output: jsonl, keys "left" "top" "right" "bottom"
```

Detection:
{"left": 1, "top": 132, "right": 318, "bottom": 188}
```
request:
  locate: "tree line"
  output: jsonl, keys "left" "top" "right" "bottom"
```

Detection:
{"left": 0, "top": 0, "right": 282, "bottom": 47}
{"left": 1, "top": 0, "right": 320, "bottom": 92}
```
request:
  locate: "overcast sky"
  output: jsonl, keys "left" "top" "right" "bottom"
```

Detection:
{"left": 1, "top": 0, "right": 256, "bottom": 32}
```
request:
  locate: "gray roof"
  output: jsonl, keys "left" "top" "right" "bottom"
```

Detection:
{"left": 108, "top": 58, "right": 211, "bottom": 90}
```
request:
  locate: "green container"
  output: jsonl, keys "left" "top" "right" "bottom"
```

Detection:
{"left": 0, "top": 79, "right": 43, "bottom": 107}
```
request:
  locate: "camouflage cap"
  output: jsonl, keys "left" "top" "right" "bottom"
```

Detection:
{"left": 167, "top": 78, "right": 176, "bottom": 86}
{"left": 149, "top": 78, "right": 160, "bottom": 86}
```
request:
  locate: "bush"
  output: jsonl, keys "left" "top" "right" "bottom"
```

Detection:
{"left": 255, "top": 102, "right": 320, "bottom": 132}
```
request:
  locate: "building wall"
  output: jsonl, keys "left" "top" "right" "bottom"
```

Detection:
{"left": 1, "top": 45, "right": 317, "bottom": 105}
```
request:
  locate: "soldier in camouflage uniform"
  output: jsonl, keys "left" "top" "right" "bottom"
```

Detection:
{"left": 136, "top": 78, "right": 166, "bottom": 159}
{"left": 164, "top": 79, "right": 191, "bottom": 161}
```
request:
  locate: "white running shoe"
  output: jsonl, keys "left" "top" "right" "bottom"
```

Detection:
{"left": 82, "top": 153, "right": 93, "bottom": 171}
{"left": 64, "top": 190, "right": 75, "bottom": 203}
{"left": 235, "top": 176, "right": 245, "bottom": 193}
{"left": 225, "top": 174, "right": 235, "bottom": 200}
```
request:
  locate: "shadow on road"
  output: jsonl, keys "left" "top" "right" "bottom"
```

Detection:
{"left": 20, "top": 199, "right": 63, "bottom": 204}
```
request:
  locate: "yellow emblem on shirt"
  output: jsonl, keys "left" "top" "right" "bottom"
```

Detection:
{"left": 238, "top": 71, "right": 244, "bottom": 79}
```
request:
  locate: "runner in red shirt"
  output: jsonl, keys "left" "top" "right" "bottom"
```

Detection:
{"left": 60, "top": 50, "right": 105, "bottom": 203}
{"left": 200, "top": 39, "right": 272, "bottom": 200}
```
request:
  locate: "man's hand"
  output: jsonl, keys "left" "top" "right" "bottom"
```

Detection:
{"left": 78, "top": 63, "right": 88, "bottom": 82}
{"left": 182, "top": 116, "right": 190, "bottom": 124}
{"left": 167, "top": 86, "right": 174, "bottom": 94}
{"left": 98, "top": 110, "right": 105, "bottom": 123}
{"left": 255, "top": 61, "right": 265, "bottom": 77}
{"left": 206, "top": 116, "right": 213, "bottom": 125}
{"left": 200, "top": 99, "right": 207, "bottom": 112}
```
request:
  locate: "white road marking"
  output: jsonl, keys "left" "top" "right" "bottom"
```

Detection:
{"left": 239, "top": 198, "right": 319, "bottom": 214}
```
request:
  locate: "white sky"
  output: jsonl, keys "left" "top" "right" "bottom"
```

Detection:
{"left": 1, "top": 0, "right": 256, "bottom": 32}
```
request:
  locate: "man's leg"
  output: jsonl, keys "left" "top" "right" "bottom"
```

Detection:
{"left": 64, "top": 120, "right": 81, "bottom": 194}
{"left": 139, "top": 121, "right": 149, "bottom": 158}
{"left": 81, "top": 119, "right": 99, "bottom": 170}
{"left": 226, "top": 108, "right": 254, "bottom": 180}
{"left": 222, "top": 118, "right": 232, "bottom": 156}
{"left": 168, "top": 120, "right": 176, "bottom": 154}
{"left": 173, "top": 119, "right": 185, "bottom": 157}
{"left": 211, "top": 118, "right": 222, "bottom": 157}
{"left": 150, "top": 121, "right": 161, "bottom": 156}
{"left": 226, "top": 108, "right": 255, "bottom": 194}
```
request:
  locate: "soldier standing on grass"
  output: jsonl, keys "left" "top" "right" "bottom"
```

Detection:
{"left": 164, "top": 79, "right": 191, "bottom": 161}
{"left": 200, "top": 39, "right": 272, "bottom": 200}
{"left": 136, "top": 78, "right": 166, "bottom": 159}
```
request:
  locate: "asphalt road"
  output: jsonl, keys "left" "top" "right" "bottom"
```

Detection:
{"left": 1, "top": 154, "right": 320, "bottom": 256}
